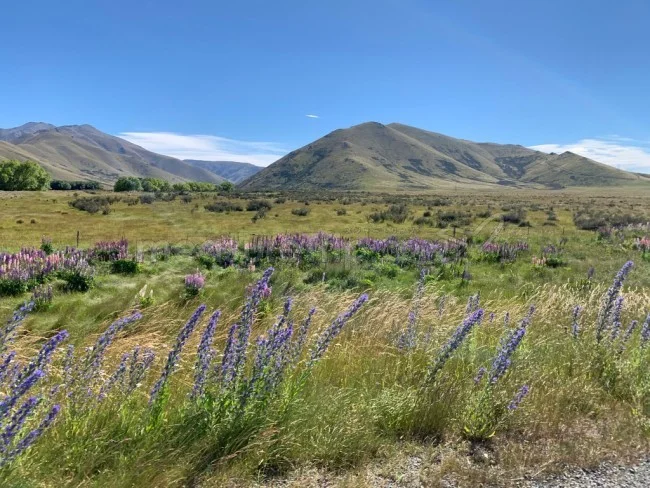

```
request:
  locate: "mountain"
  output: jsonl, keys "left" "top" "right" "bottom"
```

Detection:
{"left": 184, "top": 160, "right": 262, "bottom": 183}
{"left": 239, "top": 122, "right": 642, "bottom": 191}
{"left": 0, "top": 123, "right": 224, "bottom": 185}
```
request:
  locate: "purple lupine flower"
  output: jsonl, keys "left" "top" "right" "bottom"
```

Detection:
{"left": 571, "top": 305, "right": 582, "bottom": 338}
{"left": 309, "top": 294, "right": 368, "bottom": 365}
{"left": 428, "top": 309, "right": 484, "bottom": 380}
{"left": 596, "top": 261, "right": 633, "bottom": 342}
{"left": 150, "top": 304, "right": 206, "bottom": 404}
{"left": 98, "top": 353, "right": 129, "bottom": 400}
{"left": 1, "top": 404, "right": 60, "bottom": 467}
{"left": 191, "top": 310, "right": 221, "bottom": 399}
{"left": 0, "top": 370, "right": 44, "bottom": 417}
{"left": 508, "top": 385, "right": 530, "bottom": 411}
{"left": 184, "top": 272, "right": 205, "bottom": 296}
{"left": 641, "top": 313, "right": 650, "bottom": 347}
{"left": 0, "top": 396, "right": 39, "bottom": 453}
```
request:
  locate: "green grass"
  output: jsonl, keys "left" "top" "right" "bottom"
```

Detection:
{"left": 2, "top": 189, "right": 650, "bottom": 486}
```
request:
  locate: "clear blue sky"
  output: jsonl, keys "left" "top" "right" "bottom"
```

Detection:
{"left": 2, "top": 0, "right": 650, "bottom": 169}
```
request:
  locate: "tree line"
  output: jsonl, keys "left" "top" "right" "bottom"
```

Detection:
{"left": 0, "top": 160, "right": 235, "bottom": 192}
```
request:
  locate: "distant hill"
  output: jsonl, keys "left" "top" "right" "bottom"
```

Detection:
{"left": 240, "top": 122, "right": 642, "bottom": 191}
{"left": 0, "top": 122, "right": 224, "bottom": 185}
{"left": 184, "top": 160, "right": 262, "bottom": 183}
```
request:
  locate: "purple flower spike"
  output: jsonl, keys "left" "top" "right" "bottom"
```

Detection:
{"left": 309, "top": 294, "right": 368, "bottom": 365}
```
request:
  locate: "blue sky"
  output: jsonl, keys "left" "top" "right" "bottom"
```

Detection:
{"left": 2, "top": 0, "right": 650, "bottom": 170}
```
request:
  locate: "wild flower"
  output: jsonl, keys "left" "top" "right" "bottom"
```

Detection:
{"left": 308, "top": 294, "right": 369, "bottom": 366}
{"left": 507, "top": 385, "right": 530, "bottom": 411}
{"left": 16, "top": 330, "right": 69, "bottom": 384}
{"left": 192, "top": 310, "right": 221, "bottom": 398}
{"left": 596, "top": 261, "right": 633, "bottom": 342}
{"left": 30, "top": 285, "right": 53, "bottom": 311}
{"left": 487, "top": 308, "right": 534, "bottom": 384}
{"left": 571, "top": 305, "right": 582, "bottom": 338}
{"left": 641, "top": 314, "right": 650, "bottom": 347}
{"left": 184, "top": 272, "right": 205, "bottom": 297}
{"left": 81, "top": 312, "right": 142, "bottom": 382}
{"left": 428, "top": 309, "right": 484, "bottom": 381}
{"left": 150, "top": 304, "right": 207, "bottom": 404}
{"left": 89, "top": 239, "right": 128, "bottom": 262}
{"left": 397, "top": 269, "right": 426, "bottom": 351}
{"left": 126, "top": 346, "right": 155, "bottom": 394}
{"left": 221, "top": 268, "right": 274, "bottom": 388}
{"left": 0, "top": 302, "right": 35, "bottom": 355}
{"left": 98, "top": 353, "right": 129, "bottom": 400}
{"left": 290, "top": 307, "right": 316, "bottom": 363}
{"left": 0, "top": 403, "right": 60, "bottom": 467}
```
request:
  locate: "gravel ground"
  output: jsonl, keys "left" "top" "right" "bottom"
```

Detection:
{"left": 520, "top": 459, "right": 650, "bottom": 488}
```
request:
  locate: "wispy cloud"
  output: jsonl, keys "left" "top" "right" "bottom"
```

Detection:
{"left": 305, "top": 114, "right": 320, "bottom": 119}
{"left": 530, "top": 137, "right": 650, "bottom": 173}
{"left": 117, "top": 132, "right": 287, "bottom": 167}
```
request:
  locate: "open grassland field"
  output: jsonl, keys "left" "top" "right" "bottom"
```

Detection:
{"left": 2, "top": 188, "right": 650, "bottom": 487}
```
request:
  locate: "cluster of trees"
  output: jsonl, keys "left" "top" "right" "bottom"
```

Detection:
{"left": 114, "top": 176, "right": 234, "bottom": 193}
{"left": 0, "top": 160, "right": 236, "bottom": 194}
{"left": 0, "top": 160, "right": 50, "bottom": 191}
{"left": 50, "top": 180, "right": 101, "bottom": 190}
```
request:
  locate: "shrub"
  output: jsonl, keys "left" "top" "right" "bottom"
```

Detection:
{"left": 502, "top": 208, "right": 526, "bottom": 224}
{"left": 204, "top": 202, "right": 244, "bottom": 213}
{"left": 246, "top": 199, "right": 273, "bottom": 212}
{"left": 69, "top": 196, "right": 120, "bottom": 214}
{"left": 291, "top": 207, "right": 311, "bottom": 216}
{"left": 336, "top": 208, "right": 347, "bottom": 216}
{"left": 111, "top": 259, "right": 141, "bottom": 274}
{"left": 0, "top": 279, "right": 28, "bottom": 297}
{"left": 139, "top": 194, "right": 155, "bottom": 205}
{"left": 59, "top": 262, "right": 95, "bottom": 292}
{"left": 368, "top": 204, "right": 409, "bottom": 224}
{"left": 40, "top": 237, "right": 53, "bottom": 255}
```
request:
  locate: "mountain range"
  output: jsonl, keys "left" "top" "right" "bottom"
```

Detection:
{"left": 1, "top": 121, "right": 646, "bottom": 191}
{"left": 0, "top": 122, "right": 258, "bottom": 185}
{"left": 240, "top": 122, "right": 646, "bottom": 191}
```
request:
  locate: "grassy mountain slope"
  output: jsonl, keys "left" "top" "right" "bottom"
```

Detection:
{"left": 0, "top": 124, "right": 224, "bottom": 185}
{"left": 241, "top": 122, "right": 644, "bottom": 191}
{"left": 240, "top": 122, "right": 505, "bottom": 191}
{"left": 184, "top": 160, "right": 262, "bottom": 183}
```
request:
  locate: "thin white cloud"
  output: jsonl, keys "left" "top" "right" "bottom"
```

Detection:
{"left": 305, "top": 114, "right": 320, "bottom": 119}
{"left": 530, "top": 138, "right": 650, "bottom": 173}
{"left": 118, "top": 132, "right": 287, "bottom": 167}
